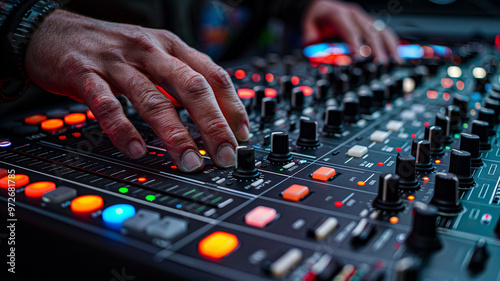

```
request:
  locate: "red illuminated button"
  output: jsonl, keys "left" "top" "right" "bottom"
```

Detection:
{"left": 25, "top": 181, "right": 56, "bottom": 197}
{"left": 312, "top": 167, "right": 336, "bottom": 181}
{"left": 198, "top": 231, "right": 239, "bottom": 259}
{"left": 237, "top": 88, "right": 255, "bottom": 99}
{"left": 64, "top": 113, "right": 86, "bottom": 125}
{"left": 86, "top": 110, "right": 95, "bottom": 120}
{"left": 24, "top": 114, "right": 47, "bottom": 125}
{"left": 298, "top": 86, "right": 313, "bottom": 96}
{"left": 71, "top": 195, "right": 104, "bottom": 213}
{"left": 41, "top": 119, "right": 64, "bottom": 131}
{"left": 282, "top": 184, "right": 309, "bottom": 202}
{"left": 245, "top": 206, "right": 277, "bottom": 228}
{"left": 0, "top": 174, "right": 29, "bottom": 189}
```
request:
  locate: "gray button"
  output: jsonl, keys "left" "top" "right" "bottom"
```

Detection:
{"left": 42, "top": 186, "right": 77, "bottom": 204}
{"left": 145, "top": 217, "right": 188, "bottom": 240}
{"left": 123, "top": 209, "right": 161, "bottom": 235}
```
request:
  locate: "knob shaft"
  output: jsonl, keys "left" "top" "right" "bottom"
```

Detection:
{"left": 406, "top": 202, "right": 442, "bottom": 252}
{"left": 323, "top": 106, "right": 344, "bottom": 134}
{"left": 430, "top": 172, "right": 463, "bottom": 214}
{"left": 395, "top": 154, "right": 420, "bottom": 190}
{"left": 411, "top": 140, "right": 433, "bottom": 172}
{"left": 296, "top": 117, "right": 320, "bottom": 148}
{"left": 372, "top": 173, "right": 404, "bottom": 211}
{"left": 232, "top": 146, "right": 260, "bottom": 180}
{"left": 424, "top": 126, "right": 444, "bottom": 156}
{"left": 459, "top": 133, "right": 483, "bottom": 167}
{"left": 267, "top": 132, "right": 293, "bottom": 163}
{"left": 471, "top": 120, "right": 491, "bottom": 150}
{"left": 449, "top": 149, "right": 474, "bottom": 187}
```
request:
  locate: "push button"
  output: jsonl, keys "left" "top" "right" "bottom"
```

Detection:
{"left": 145, "top": 217, "right": 188, "bottom": 240}
{"left": 102, "top": 204, "right": 136, "bottom": 228}
{"left": 24, "top": 114, "right": 47, "bottom": 125}
{"left": 122, "top": 209, "right": 161, "bottom": 235}
{"left": 41, "top": 119, "right": 64, "bottom": 131}
{"left": 245, "top": 206, "right": 278, "bottom": 228}
{"left": 370, "top": 130, "right": 390, "bottom": 142}
{"left": 347, "top": 145, "right": 368, "bottom": 157}
{"left": 25, "top": 181, "right": 56, "bottom": 197}
{"left": 0, "top": 174, "right": 29, "bottom": 189}
{"left": 268, "top": 248, "right": 303, "bottom": 278}
{"left": 64, "top": 113, "right": 86, "bottom": 125}
{"left": 198, "top": 231, "right": 239, "bottom": 259}
{"left": 71, "top": 195, "right": 103, "bottom": 213}
{"left": 282, "top": 184, "right": 309, "bottom": 201}
{"left": 42, "top": 186, "right": 77, "bottom": 203}
{"left": 386, "top": 120, "right": 403, "bottom": 131}
{"left": 312, "top": 167, "right": 336, "bottom": 181}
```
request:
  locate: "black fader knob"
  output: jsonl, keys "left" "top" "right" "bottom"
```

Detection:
{"left": 395, "top": 154, "right": 420, "bottom": 190}
{"left": 448, "top": 149, "right": 474, "bottom": 187}
{"left": 471, "top": 120, "right": 491, "bottom": 151}
{"left": 280, "top": 76, "right": 293, "bottom": 100}
{"left": 445, "top": 105, "right": 462, "bottom": 133}
{"left": 232, "top": 146, "right": 260, "bottom": 180}
{"left": 370, "top": 81, "right": 386, "bottom": 106}
{"left": 291, "top": 87, "right": 305, "bottom": 112}
{"left": 260, "top": 97, "right": 276, "bottom": 123}
{"left": 316, "top": 79, "right": 330, "bottom": 101}
{"left": 460, "top": 133, "right": 483, "bottom": 168}
{"left": 296, "top": 117, "right": 320, "bottom": 148}
{"left": 406, "top": 202, "right": 442, "bottom": 253}
{"left": 372, "top": 173, "right": 404, "bottom": 212}
{"left": 467, "top": 239, "right": 490, "bottom": 274}
{"left": 435, "top": 113, "right": 453, "bottom": 144}
{"left": 424, "top": 126, "right": 444, "bottom": 156}
{"left": 484, "top": 98, "right": 500, "bottom": 118}
{"left": 411, "top": 140, "right": 433, "bottom": 172}
{"left": 477, "top": 107, "right": 497, "bottom": 136}
{"left": 267, "top": 132, "right": 293, "bottom": 164}
{"left": 452, "top": 93, "right": 470, "bottom": 121}
{"left": 253, "top": 86, "right": 266, "bottom": 110}
{"left": 430, "top": 172, "right": 463, "bottom": 214}
{"left": 358, "top": 89, "right": 374, "bottom": 115}
{"left": 323, "top": 106, "right": 344, "bottom": 134}
{"left": 343, "top": 95, "right": 360, "bottom": 123}
{"left": 394, "top": 257, "right": 420, "bottom": 281}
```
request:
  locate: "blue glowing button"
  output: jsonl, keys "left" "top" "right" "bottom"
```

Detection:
{"left": 0, "top": 141, "right": 11, "bottom": 148}
{"left": 102, "top": 204, "right": 136, "bottom": 229}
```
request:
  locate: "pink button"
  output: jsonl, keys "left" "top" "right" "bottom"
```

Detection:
{"left": 245, "top": 206, "right": 278, "bottom": 228}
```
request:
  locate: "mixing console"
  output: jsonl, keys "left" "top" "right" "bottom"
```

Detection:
{"left": 1, "top": 42, "right": 500, "bottom": 281}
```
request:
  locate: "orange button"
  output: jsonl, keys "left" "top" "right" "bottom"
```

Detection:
{"left": 86, "top": 109, "right": 95, "bottom": 120}
{"left": 0, "top": 174, "right": 29, "bottom": 189}
{"left": 24, "top": 114, "right": 47, "bottom": 125}
{"left": 64, "top": 113, "right": 86, "bottom": 125}
{"left": 41, "top": 119, "right": 64, "bottom": 131}
{"left": 71, "top": 195, "right": 104, "bottom": 213}
{"left": 282, "top": 184, "right": 310, "bottom": 202}
{"left": 25, "top": 181, "right": 56, "bottom": 197}
{"left": 198, "top": 231, "right": 239, "bottom": 259}
{"left": 312, "top": 167, "right": 336, "bottom": 181}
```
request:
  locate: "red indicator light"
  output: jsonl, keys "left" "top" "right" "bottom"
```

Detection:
{"left": 443, "top": 92, "right": 450, "bottom": 101}
{"left": 334, "top": 201, "right": 343, "bottom": 207}
{"left": 426, "top": 90, "right": 438, "bottom": 99}
{"left": 264, "top": 88, "right": 277, "bottom": 98}
{"left": 265, "top": 73, "right": 274, "bottom": 83}
{"left": 252, "top": 73, "right": 261, "bottom": 82}
{"left": 157, "top": 154, "right": 164, "bottom": 157}
{"left": 411, "top": 134, "right": 416, "bottom": 139}
{"left": 291, "top": 76, "right": 300, "bottom": 85}
{"left": 59, "top": 135, "right": 67, "bottom": 140}
{"left": 456, "top": 80, "right": 465, "bottom": 90}
{"left": 137, "top": 177, "right": 147, "bottom": 183}
{"left": 171, "top": 165, "right": 177, "bottom": 169}
{"left": 408, "top": 195, "right": 415, "bottom": 201}
{"left": 435, "top": 160, "right": 441, "bottom": 164}
{"left": 357, "top": 181, "right": 365, "bottom": 186}
{"left": 441, "top": 78, "right": 453, "bottom": 88}
{"left": 149, "top": 151, "right": 156, "bottom": 155}
{"left": 377, "top": 162, "right": 384, "bottom": 166}
{"left": 299, "top": 86, "right": 313, "bottom": 96}
{"left": 424, "top": 122, "right": 430, "bottom": 127}
{"left": 72, "top": 132, "right": 81, "bottom": 138}
{"left": 396, "top": 147, "right": 402, "bottom": 152}
{"left": 237, "top": 88, "right": 255, "bottom": 99}
{"left": 235, "top": 70, "right": 246, "bottom": 79}
{"left": 86, "top": 109, "right": 95, "bottom": 120}
{"left": 423, "top": 177, "right": 429, "bottom": 181}
{"left": 390, "top": 217, "right": 399, "bottom": 224}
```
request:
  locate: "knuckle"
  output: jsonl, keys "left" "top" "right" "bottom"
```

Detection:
{"left": 91, "top": 94, "right": 123, "bottom": 119}
{"left": 181, "top": 73, "right": 211, "bottom": 96}
{"left": 128, "top": 30, "right": 158, "bottom": 52}
{"left": 203, "top": 116, "right": 229, "bottom": 138}
{"left": 162, "top": 126, "right": 190, "bottom": 149}
{"left": 208, "top": 66, "right": 233, "bottom": 90}
{"left": 137, "top": 91, "right": 171, "bottom": 117}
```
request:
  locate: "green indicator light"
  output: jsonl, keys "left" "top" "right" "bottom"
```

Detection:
{"left": 210, "top": 196, "right": 222, "bottom": 204}
{"left": 445, "top": 146, "right": 451, "bottom": 150}
{"left": 145, "top": 195, "right": 156, "bottom": 201}
{"left": 183, "top": 189, "right": 196, "bottom": 196}
{"left": 463, "top": 123, "right": 468, "bottom": 129}
{"left": 280, "top": 168, "right": 284, "bottom": 171}
{"left": 454, "top": 134, "right": 460, "bottom": 139}
{"left": 118, "top": 187, "right": 128, "bottom": 194}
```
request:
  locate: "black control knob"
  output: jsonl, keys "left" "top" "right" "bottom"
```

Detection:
{"left": 411, "top": 140, "right": 433, "bottom": 172}
{"left": 232, "top": 146, "right": 260, "bottom": 180}
{"left": 350, "top": 67, "right": 364, "bottom": 89}
{"left": 343, "top": 95, "right": 360, "bottom": 123}
{"left": 280, "top": 76, "right": 293, "bottom": 100}
{"left": 383, "top": 78, "right": 396, "bottom": 100}
{"left": 406, "top": 202, "right": 442, "bottom": 252}
{"left": 296, "top": 117, "right": 320, "bottom": 148}
{"left": 424, "top": 126, "right": 444, "bottom": 156}
{"left": 323, "top": 106, "right": 344, "bottom": 134}
{"left": 260, "top": 97, "right": 276, "bottom": 123}
{"left": 267, "top": 132, "right": 293, "bottom": 163}
{"left": 452, "top": 93, "right": 470, "bottom": 121}
{"left": 394, "top": 257, "right": 420, "bottom": 281}
{"left": 372, "top": 173, "right": 404, "bottom": 211}
{"left": 460, "top": 133, "right": 483, "bottom": 168}
{"left": 471, "top": 120, "right": 491, "bottom": 150}
{"left": 484, "top": 98, "right": 500, "bottom": 119}
{"left": 291, "top": 87, "right": 305, "bottom": 112}
{"left": 435, "top": 113, "right": 453, "bottom": 143}
{"left": 489, "top": 90, "right": 500, "bottom": 101}
{"left": 358, "top": 89, "right": 374, "bottom": 115}
{"left": 370, "top": 82, "right": 386, "bottom": 106}
{"left": 477, "top": 107, "right": 497, "bottom": 136}
{"left": 445, "top": 105, "right": 462, "bottom": 133}
{"left": 467, "top": 240, "right": 490, "bottom": 273}
{"left": 448, "top": 149, "right": 474, "bottom": 187}
{"left": 334, "top": 73, "right": 349, "bottom": 95}
{"left": 316, "top": 79, "right": 330, "bottom": 101}
{"left": 253, "top": 86, "right": 266, "bottom": 110}
{"left": 395, "top": 154, "right": 420, "bottom": 190}
{"left": 430, "top": 172, "right": 463, "bottom": 214}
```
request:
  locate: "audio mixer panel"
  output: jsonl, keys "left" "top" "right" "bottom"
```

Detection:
{"left": 1, "top": 42, "right": 500, "bottom": 280}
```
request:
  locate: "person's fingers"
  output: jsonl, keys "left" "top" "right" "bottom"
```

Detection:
{"left": 108, "top": 65, "right": 204, "bottom": 172}
{"left": 302, "top": 16, "right": 322, "bottom": 46}
{"left": 352, "top": 11, "right": 389, "bottom": 64}
{"left": 381, "top": 29, "right": 403, "bottom": 64}
{"left": 143, "top": 50, "right": 238, "bottom": 168}
{"left": 327, "top": 14, "right": 363, "bottom": 60}
{"left": 165, "top": 37, "right": 250, "bottom": 142}
{"left": 75, "top": 73, "right": 147, "bottom": 159}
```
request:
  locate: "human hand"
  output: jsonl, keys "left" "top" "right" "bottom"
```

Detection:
{"left": 303, "top": 0, "right": 402, "bottom": 64}
{"left": 25, "top": 9, "right": 250, "bottom": 172}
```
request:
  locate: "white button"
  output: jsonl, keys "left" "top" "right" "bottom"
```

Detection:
{"left": 347, "top": 145, "right": 368, "bottom": 157}
{"left": 386, "top": 120, "right": 404, "bottom": 131}
{"left": 270, "top": 248, "right": 303, "bottom": 278}
{"left": 283, "top": 162, "right": 295, "bottom": 169}
{"left": 369, "top": 130, "right": 390, "bottom": 142}
{"left": 251, "top": 179, "right": 264, "bottom": 187}
{"left": 216, "top": 178, "right": 226, "bottom": 184}
{"left": 314, "top": 217, "right": 338, "bottom": 240}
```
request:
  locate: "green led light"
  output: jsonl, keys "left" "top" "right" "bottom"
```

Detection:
{"left": 118, "top": 187, "right": 128, "bottom": 194}
{"left": 445, "top": 146, "right": 451, "bottom": 150}
{"left": 279, "top": 168, "right": 284, "bottom": 171}
{"left": 463, "top": 123, "right": 469, "bottom": 129}
{"left": 454, "top": 134, "right": 460, "bottom": 139}
{"left": 145, "top": 195, "right": 156, "bottom": 201}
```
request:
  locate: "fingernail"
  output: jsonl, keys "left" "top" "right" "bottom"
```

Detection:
{"left": 129, "top": 140, "right": 146, "bottom": 159}
{"left": 237, "top": 124, "right": 250, "bottom": 141}
{"left": 181, "top": 149, "right": 203, "bottom": 172}
{"left": 217, "top": 144, "right": 236, "bottom": 168}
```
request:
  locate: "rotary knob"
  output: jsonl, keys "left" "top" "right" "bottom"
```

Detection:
{"left": 334, "top": 73, "right": 349, "bottom": 95}
{"left": 446, "top": 105, "right": 462, "bottom": 133}
{"left": 267, "top": 132, "right": 293, "bottom": 164}
{"left": 253, "top": 86, "right": 266, "bottom": 110}
{"left": 370, "top": 81, "right": 386, "bottom": 107}
{"left": 448, "top": 149, "right": 474, "bottom": 187}
{"left": 296, "top": 117, "right": 320, "bottom": 148}
{"left": 477, "top": 107, "right": 497, "bottom": 136}
{"left": 471, "top": 120, "right": 491, "bottom": 150}
{"left": 411, "top": 140, "right": 433, "bottom": 172}
{"left": 424, "top": 126, "right": 444, "bottom": 156}
{"left": 280, "top": 76, "right": 293, "bottom": 100}
{"left": 460, "top": 133, "right": 483, "bottom": 168}
{"left": 395, "top": 153, "right": 420, "bottom": 190}
{"left": 343, "top": 94, "right": 360, "bottom": 123}
{"left": 435, "top": 113, "right": 453, "bottom": 144}
{"left": 484, "top": 98, "right": 500, "bottom": 119}
{"left": 260, "top": 97, "right": 276, "bottom": 123}
{"left": 429, "top": 172, "right": 463, "bottom": 214}
{"left": 372, "top": 173, "right": 404, "bottom": 211}
{"left": 291, "top": 87, "right": 305, "bottom": 112}
{"left": 316, "top": 79, "right": 330, "bottom": 101}
{"left": 358, "top": 88, "right": 374, "bottom": 115}
{"left": 350, "top": 67, "right": 364, "bottom": 89}
{"left": 452, "top": 93, "right": 470, "bottom": 121}
{"left": 406, "top": 202, "right": 442, "bottom": 252}
{"left": 232, "top": 146, "right": 260, "bottom": 180}
{"left": 323, "top": 106, "right": 344, "bottom": 134}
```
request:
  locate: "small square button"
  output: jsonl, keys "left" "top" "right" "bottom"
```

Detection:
{"left": 370, "top": 130, "right": 390, "bottom": 142}
{"left": 347, "top": 145, "right": 368, "bottom": 157}
{"left": 245, "top": 206, "right": 277, "bottom": 228}
{"left": 386, "top": 120, "right": 403, "bottom": 131}
{"left": 282, "top": 184, "right": 309, "bottom": 201}
{"left": 312, "top": 167, "right": 336, "bottom": 181}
